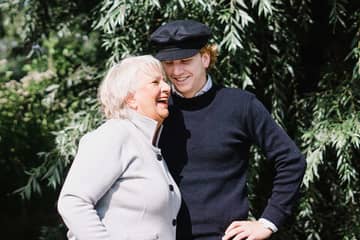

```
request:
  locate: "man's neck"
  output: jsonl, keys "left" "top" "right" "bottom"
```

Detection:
{"left": 173, "top": 75, "right": 212, "bottom": 98}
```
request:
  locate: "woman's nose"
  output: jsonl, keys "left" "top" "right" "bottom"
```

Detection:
{"left": 161, "top": 80, "right": 170, "bottom": 93}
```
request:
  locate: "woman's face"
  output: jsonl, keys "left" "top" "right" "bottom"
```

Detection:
{"left": 129, "top": 66, "right": 170, "bottom": 123}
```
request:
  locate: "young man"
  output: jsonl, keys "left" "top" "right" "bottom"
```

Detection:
{"left": 150, "top": 20, "right": 306, "bottom": 240}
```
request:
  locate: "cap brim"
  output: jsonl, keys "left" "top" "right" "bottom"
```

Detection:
{"left": 154, "top": 48, "right": 199, "bottom": 61}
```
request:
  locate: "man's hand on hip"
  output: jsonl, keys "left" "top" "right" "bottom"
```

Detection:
{"left": 222, "top": 220, "right": 272, "bottom": 240}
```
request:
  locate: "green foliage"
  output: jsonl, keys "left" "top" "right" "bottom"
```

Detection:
{"left": 1, "top": 2, "right": 104, "bottom": 238}
{"left": 294, "top": 7, "right": 360, "bottom": 239}
{"left": 1, "top": 0, "right": 360, "bottom": 239}
{"left": 14, "top": 96, "right": 103, "bottom": 199}
{"left": 299, "top": 85, "right": 360, "bottom": 239}
{"left": 38, "top": 224, "right": 66, "bottom": 240}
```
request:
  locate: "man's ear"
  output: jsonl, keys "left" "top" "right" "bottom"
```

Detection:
{"left": 125, "top": 93, "right": 137, "bottom": 110}
{"left": 201, "top": 52, "right": 210, "bottom": 69}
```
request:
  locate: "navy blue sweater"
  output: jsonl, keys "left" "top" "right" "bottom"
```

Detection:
{"left": 159, "top": 85, "right": 306, "bottom": 240}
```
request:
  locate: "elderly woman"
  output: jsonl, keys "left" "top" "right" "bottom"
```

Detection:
{"left": 57, "top": 55, "right": 181, "bottom": 240}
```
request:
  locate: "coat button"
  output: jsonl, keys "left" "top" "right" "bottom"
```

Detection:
{"left": 156, "top": 154, "right": 162, "bottom": 161}
{"left": 169, "top": 184, "right": 174, "bottom": 191}
{"left": 172, "top": 219, "right": 177, "bottom": 226}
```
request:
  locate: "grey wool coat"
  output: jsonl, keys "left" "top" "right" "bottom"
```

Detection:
{"left": 57, "top": 110, "right": 181, "bottom": 240}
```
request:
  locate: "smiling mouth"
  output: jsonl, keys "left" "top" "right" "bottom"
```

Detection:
{"left": 173, "top": 76, "right": 189, "bottom": 83}
{"left": 156, "top": 97, "right": 168, "bottom": 106}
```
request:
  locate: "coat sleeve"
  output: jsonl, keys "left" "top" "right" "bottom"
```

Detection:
{"left": 245, "top": 95, "right": 306, "bottom": 228}
{"left": 57, "top": 123, "right": 128, "bottom": 240}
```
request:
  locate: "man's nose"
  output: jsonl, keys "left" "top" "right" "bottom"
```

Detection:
{"left": 172, "top": 64, "right": 183, "bottom": 75}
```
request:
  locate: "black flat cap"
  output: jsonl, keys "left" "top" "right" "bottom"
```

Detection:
{"left": 150, "top": 20, "right": 212, "bottom": 61}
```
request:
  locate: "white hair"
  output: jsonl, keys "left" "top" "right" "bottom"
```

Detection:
{"left": 98, "top": 55, "right": 163, "bottom": 119}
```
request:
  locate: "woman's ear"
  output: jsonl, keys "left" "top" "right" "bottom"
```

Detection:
{"left": 125, "top": 93, "right": 137, "bottom": 110}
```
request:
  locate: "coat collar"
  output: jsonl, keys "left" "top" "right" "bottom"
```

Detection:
{"left": 127, "top": 109, "right": 161, "bottom": 145}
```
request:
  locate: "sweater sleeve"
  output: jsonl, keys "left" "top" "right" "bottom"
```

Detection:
{"left": 245, "top": 95, "right": 306, "bottom": 228}
{"left": 57, "top": 123, "right": 128, "bottom": 240}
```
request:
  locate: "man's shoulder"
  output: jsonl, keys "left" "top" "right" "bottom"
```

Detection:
{"left": 215, "top": 85, "right": 255, "bottom": 101}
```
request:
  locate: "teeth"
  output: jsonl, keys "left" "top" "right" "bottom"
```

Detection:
{"left": 174, "top": 77, "right": 187, "bottom": 82}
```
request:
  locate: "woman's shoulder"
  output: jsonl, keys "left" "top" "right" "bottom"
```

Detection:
{"left": 81, "top": 119, "right": 132, "bottom": 145}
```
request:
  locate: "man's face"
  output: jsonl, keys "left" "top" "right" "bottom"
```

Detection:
{"left": 162, "top": 52, "right": 210, "bottom": 98}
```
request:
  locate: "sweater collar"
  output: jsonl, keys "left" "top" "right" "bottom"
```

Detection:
{"left": 127, "top": 109, "right": 162, "bottom": 145}
{"left": 171, "top": 84, "right": 220, "bottom": 110}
